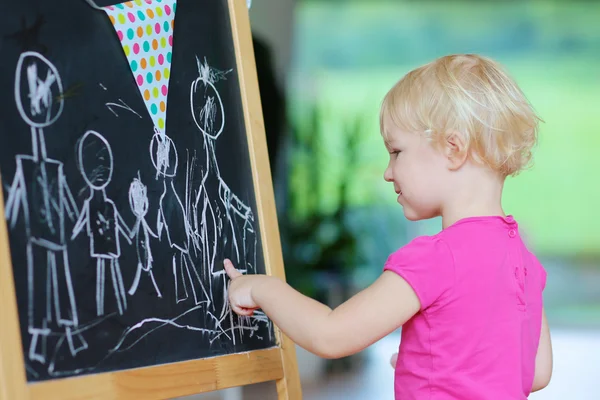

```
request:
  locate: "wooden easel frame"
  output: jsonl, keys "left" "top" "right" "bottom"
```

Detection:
{"left": 0, "top": 0, "right": 301, "bottom": 398}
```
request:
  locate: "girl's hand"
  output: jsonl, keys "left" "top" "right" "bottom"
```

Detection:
{"left": 224, "top": 258, "right": 268, "bottom": 316}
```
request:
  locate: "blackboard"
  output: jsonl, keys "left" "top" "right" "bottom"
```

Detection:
{"left": 0, "top": 0, "right": 300, "bottom": 398}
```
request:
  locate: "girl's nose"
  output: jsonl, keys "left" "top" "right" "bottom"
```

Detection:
{"left": 383, "top": 166, "right": 393, "bottom": 182}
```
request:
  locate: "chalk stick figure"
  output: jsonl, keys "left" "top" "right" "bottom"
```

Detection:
{"left": 5, "top": 51, "right": 87, "bottom": 364}
{"left": 127, "top": 172, "right": 162, "bottom": 298}
{"left": 151, "top": 132, "right": 209, "bottom": 305}
{"left": 190, "top": 57, "right": 257, "bottom": 321}
{"left": 72, "top": 130, "right": 132, "bottom": 316}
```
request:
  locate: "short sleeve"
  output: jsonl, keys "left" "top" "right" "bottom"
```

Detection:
{"left": 531, "top": 254, "right": 547, "bottom": 291}
{"left": 383, "top": 236, "right": 454, "bottom": 311}
{"left": 540, "top": 265, "right": 547, "bottom": 291}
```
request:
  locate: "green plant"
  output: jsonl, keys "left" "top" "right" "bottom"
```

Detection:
{"left": 282, "top": 101, "right": 366, "bottom": 298}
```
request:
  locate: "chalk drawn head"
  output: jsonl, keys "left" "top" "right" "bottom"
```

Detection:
{"left": 78, "top": 130, "right": 114, "bottom": 190}
{"left": 190, "top": 57, "right": 225, "bottom": 140}
{"left": 150, "top": 133, "right": 178, "bottom": 177}
{"left": 15, "top": 51, "right": 64, "bottom": 128}
{"left": 129, "top": 173, "right": 149, "bottom": 218}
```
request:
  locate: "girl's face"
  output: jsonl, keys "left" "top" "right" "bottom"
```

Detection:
{"left": 383, "top": 126, "right": 450, "bottom": 221}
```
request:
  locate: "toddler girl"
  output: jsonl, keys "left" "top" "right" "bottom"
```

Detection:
{"left": 225, "top": 54, "right": 552, "bottom": 399}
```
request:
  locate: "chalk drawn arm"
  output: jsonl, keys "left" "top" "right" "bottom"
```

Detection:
{"left": 143, "top": 219, "right": 158, "bottom": 239}
{"left": 156, "top": 208, "right": 165, "bottom": 240}
{"left": 5, "top": 172, "right": 25, "bottom": 228}
{"left": 61, "top": 175, "right": 80, "bottom": 222}
{"left": 224, "top": 261, "right": 420, "bottom": 360}
{"left": 229, "top": 191, "right": 252, "bottom": 218}
{"left": 71, "top": 202, "right": 88, "bottom": 240}
{"left": 128, "top": 219, "right": 140, "bottom": 240}
{"left": 117, "top": 211, "right": 133, "bottom": 245}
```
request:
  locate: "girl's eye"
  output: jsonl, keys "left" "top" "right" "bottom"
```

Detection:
{"left": 390, "top": 150, "right": 401, "bottom": 157}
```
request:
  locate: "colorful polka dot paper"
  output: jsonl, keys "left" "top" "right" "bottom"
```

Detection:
{"left": 103, "top": 0, "right": 176, "bottom": 135}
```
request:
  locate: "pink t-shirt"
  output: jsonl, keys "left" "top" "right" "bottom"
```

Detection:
{"left": 384, "top": 215, "right": 546, "bottom": 400}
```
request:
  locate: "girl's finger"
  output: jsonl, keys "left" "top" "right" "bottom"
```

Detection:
{"left": 232, "top": 305, "right": 254, "bottom": 316}
{"left": 224, "top": 258, "right": 242, "bottom": 279}
{"left": 240, "top": 308, "right": 254, "bottom": 316}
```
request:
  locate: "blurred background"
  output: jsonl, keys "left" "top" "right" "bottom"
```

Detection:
{"left": 188, "top": 0, "right": 600, "bottom": 398}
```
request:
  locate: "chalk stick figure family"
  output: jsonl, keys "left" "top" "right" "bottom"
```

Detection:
{"left": 5, "top": 51, "right": 248, "bottom": 366}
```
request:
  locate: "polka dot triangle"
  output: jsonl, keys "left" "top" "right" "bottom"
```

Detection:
{"left": 103, "top": 0, "right": 176, "bottom": 136}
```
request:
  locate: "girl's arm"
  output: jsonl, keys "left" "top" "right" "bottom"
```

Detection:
{"left": 224, "top": 260, "right": 420, "bottom": 359}
{"left": 531, "top": 308, "right": 553, "bottom": 392}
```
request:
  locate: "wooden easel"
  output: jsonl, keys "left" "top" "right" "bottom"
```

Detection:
{"left": 0, "top": 0, "right": 301, "bottom": 398}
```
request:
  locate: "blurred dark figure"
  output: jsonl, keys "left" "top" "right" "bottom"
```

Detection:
{"left": 252, "top": 35, "right": 286, "bottom": 177}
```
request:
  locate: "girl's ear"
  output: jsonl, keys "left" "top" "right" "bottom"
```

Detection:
{"left": 443, "top": 130, "right": 469, "bottom": 170}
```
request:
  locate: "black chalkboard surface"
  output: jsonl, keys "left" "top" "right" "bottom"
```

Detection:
{"left": 0, "top": 0, "right": 276, "bottom": 384}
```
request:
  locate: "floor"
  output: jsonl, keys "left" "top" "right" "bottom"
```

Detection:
{"left": 180, "top": 328, "right": 599, "bottom": 400}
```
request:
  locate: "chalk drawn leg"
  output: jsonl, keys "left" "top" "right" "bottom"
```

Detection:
{"left": 128, "top": 262, "right": 143, "bottom": 296}
{"left": 130, "top": 262, "right": 163, "bottom": 299}
{"left": 183, "top": 251, "right": 211, "bottom": 306}
{"left": 27, "top": 243, "right": 51, "bottom": 363}
{"left": 196, "top": 196, "right": 216, "bottom": 307}
{"left": 240, "top": 217, "right": 257, "bottom": 273}
{"left": 149, "top": 270, "right": 162, "bottom": 298}
{"left": 182, "top": 252, "right": 198, "bottom": 304}
{"left": 65, "top": 326, "right": 88, "bottom": 356}
{"left": 48, "top": 252, "right": 61, "bottom": 326}
{"left": 28, "top": 327, "right": 48, "bottom": 364}
{"left": 203, "top": 234, "right": 214, "bottom": 305}
{"left": 174, "top": 253, "right": 188, "bottom": 303}
{"left": 48, "top": 251, "right": 86, "bottom": 355}
{"left": 219, "top": 275, "right": 229, "bottom": 320}
{"left": 96, "top": 259, "right": 105, "bottom": 316}
{"left": 51, "top": 250, "right": 79, "bottom": 327}
{"left": 97, "top": 257, "right": 127, "bottom": 316}
{"left": 26, "top": 243, "right": 85, "bottom": 362}
{"left": 110, "top": 258, "right": 127, "bottom": 315}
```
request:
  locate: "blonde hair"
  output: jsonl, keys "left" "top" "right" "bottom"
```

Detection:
{"left": 380, "top": 54, "right": 541, "bottom": 177}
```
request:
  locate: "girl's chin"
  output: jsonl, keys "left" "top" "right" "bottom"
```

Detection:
{"left": 402, "top": 206, "right": 438, "bottom": 222}
{"left": 403, "top": 211, "right": 422, "bottom": 222}
{"left": 399, "top": 201, "right": 428, "bottom": 222}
